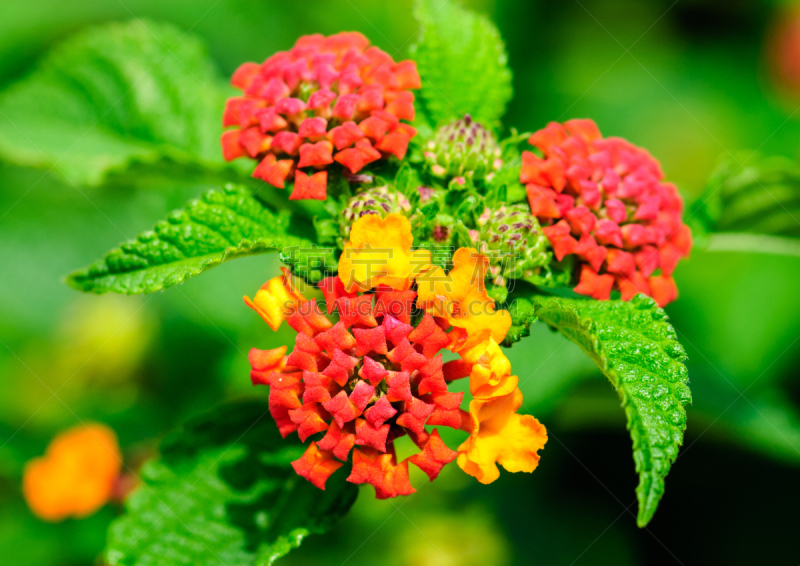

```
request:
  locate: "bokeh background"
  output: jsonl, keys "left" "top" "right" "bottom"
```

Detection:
{"left": 2, "top": 0, "right": 800, "bottom": 564}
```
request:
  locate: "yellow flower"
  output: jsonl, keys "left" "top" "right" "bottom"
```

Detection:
{"left": 417, "top": 248, "right": 511, "bottom": 350}
{"left": 460, "top": 338, "right": 518, "bottom": 399}
{"left": 338, "top": 213, "right": 431, "bottom": 292}
{"left": 244, "top": 267, "right": 306, "bottom": 330}
{"left": 23, "top": 424, "right": 121, "bottom": 521}
{"left": 457, "top": 388, "right": 548, "bottom": 484}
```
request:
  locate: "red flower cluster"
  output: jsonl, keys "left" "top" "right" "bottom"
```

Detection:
{"left": 521, "top": 119, "right": 692, "bottom": 306}
{"left": 221, "top": 32, "right": 420, "bottom": 200}
{"left": 249, "top": 277, "right": 468, "bottom": 498}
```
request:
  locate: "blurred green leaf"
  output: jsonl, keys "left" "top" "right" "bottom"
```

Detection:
{"left": 0, "top": 19, "right": 230, "bottom": 186}
{"left": 106, "top": 400, "right": 358, "bottom": 566}
{"left": 534, "top": 295, "right": 691, "bottom": 527}
{"left": 66, "top": 184, "right": 313, "bottom": 294}
{"left": 694, "top": 153, "right": 800, "bottom": 238}
{"left": 411, "top": 0, "right": 512, "bottom": 129}
{"left": 703, "top": 232, "right": 800, "bottom": 258}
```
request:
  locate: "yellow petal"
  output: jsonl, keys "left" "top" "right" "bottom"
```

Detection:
{"left": 338, "top": 213, "right": 430, "bottom": 292}
{"left": 419, "top": 247, "right": 511, "bottom": 349}
{"left": 457, "top": 388, "right": 548, "bottom": 484}
{"left": 245, "top": 268, "right": 306, "bottom": 330}
{"left": 460, "top": 339, "right": 517, "bottom": 399}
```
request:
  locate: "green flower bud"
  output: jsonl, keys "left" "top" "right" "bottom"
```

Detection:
{"left": 342, "top": 186, "right": 411, "bottom": 236}
{"left": 475, "top": 204, "right": 569, "bottom": 286}
{"left": 424, "top": 115, "right": 502, "bottom": 181}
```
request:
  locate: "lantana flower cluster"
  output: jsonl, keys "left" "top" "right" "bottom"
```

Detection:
{"left": 522, "top": 119, "right": 692, "bottom": 306}
{"left": 246, "top": 214, "right": 547, "bottom": 496}
{"left": 221, "top": 32, "right": 420, "bottom": 200}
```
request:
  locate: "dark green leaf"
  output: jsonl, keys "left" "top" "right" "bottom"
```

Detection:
{"left": 0, "top": 20, "right": 230, "bottom": 186}
{"left": 420, "top": 200, "right": 441, "bottom": 220}
{"left": 66, "top": 184, "right": 314, "bottom": 294}
{"left": 411, "top": 0, "right": 513, "bottom": 129}
{"left": 106, "top": 400, "right": 358, "bottom": 566}
{"left": 533, "top": 295, "right": 691, "bottom": 527}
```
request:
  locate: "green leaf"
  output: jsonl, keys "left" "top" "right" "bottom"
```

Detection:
{"left": 411, "top": 0, "right": 513, "bottom": 129}
{"left": 501, "top": 287, "right": 537, "bottom": 347}
{"left": 533, "top": 295, "right": 691, "bottom": 527}
{"left": 694, "top": 153, "right": 800, "bottom": 237}
{"left": 106, "top": 400, "right": 358, "bottom": 566}
{"left": 66, "top": 184, "right": 314, "bottom": 295}
{"left": 280, "top": 244, "right": 339, "bottom": 286}
{"left": 0, "top": 20, "right": 230, "bottom": 186}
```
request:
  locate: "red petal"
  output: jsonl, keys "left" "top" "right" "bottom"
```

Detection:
{"left": 287, "top": 300, "right": 332, "bottom": 336}
{"left": 290, "top": 170, "right": 327, "bottom": 201}
{"left": 606, "top": 248, "right": 636, "bottom": 277}
{"left": 408, "top": 314, "right": 449, "bottom": 358}
{"left": 374, "top": 289, "right": 416, "bottom": 324}
{"left": 327, "top": 121, "right": 365, "bottom": 150}
{"left": 353, "top": 326, "right": 388, "bottom": 357}
{"left": 649, "top": 274, "right": 678, "bottom": 306}
{"left": 317, "top": 422, "right": 357, "bottom": 461}
{"left": 386, "top": 371, "right": 413, "bottom": 402}
{"left": 359, "top": 356, "right": 389, "bottom": 386}
{"left": 393, "top": 60, "right": 421, "bottom": 89}
{"left": 574, "top": 265, "right": 614, "bottom": 300}
{"left": 288, "top": 403, "right": 329, "bottom": 442}
{"left": 252, "top": 154, "right": 294, "bottom": 188}
{"left": 408, "top": 430, "right": 457, "bottom": 481}
{"left": 364, "top": 396, "right": 398, "bottom": 427}
{"left": 314, "top": 321, "right": 356, "bottom": 356}
{"left": 298, "top": 117, "right": 328, "bottom": 140}
{"left": 322, "top": 390, "right": 361, "bottom": 428}
{"left": 231, "top": 62, "right": 261, "bottom": 89}
{"left": 355, "top": 418, "right": 391, "bottom": 452}
{"left": 292, "top": 442, "right": 343, "bottom": 489}
{"left": 396, "top": 397, "right": 434, "bottom": 435}
{"left": 220, "top": 130, "right": 245, "bottom": 161}
{"left": 425, "top": 391, "right": 464, "bottom": 430}
{"left": 564, "top": 118, "right": 602, "bottom": 142}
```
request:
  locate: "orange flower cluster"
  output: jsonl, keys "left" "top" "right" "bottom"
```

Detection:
{"left": 23, "top": 424, "right": 121, "bottom": 521}
{"left": 522, "top": 119, "right": 692, "bottom": 306}
{"left": 221, "top": 32, "right": 420, "bottom": 200}
{"left": 247, "top": 215, "right": 547, "bottom": 496}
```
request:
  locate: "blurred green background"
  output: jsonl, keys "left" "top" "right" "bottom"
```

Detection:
{"left": 2, "top": 0, "right": 800, "bottom": 564}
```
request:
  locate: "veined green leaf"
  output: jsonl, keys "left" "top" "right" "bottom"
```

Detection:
{"left": 0, "top": 20, "right": 230, "bottom": 186}
{"left": 695, "top": 153, "right": 800, "bottom": 238}
{"left": 411, "top": 0, "right": 513, "bottom": 129}
{"left": 66, "top": 184, "right": 314, "bottom": 295}
{"left": 533, "top": 295, "right": 691, "bottom": 527}
{"left": 106, "top": 400, "right": 358, "bottom": 566}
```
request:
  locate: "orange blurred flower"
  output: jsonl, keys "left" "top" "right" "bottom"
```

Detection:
{"left": 23, "top": 424, "right": 121, "bottom": 521}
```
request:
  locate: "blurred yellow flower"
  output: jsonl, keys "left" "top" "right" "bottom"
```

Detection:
{"left": 23, "top": 423, "right": 121, "bottom": 521}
